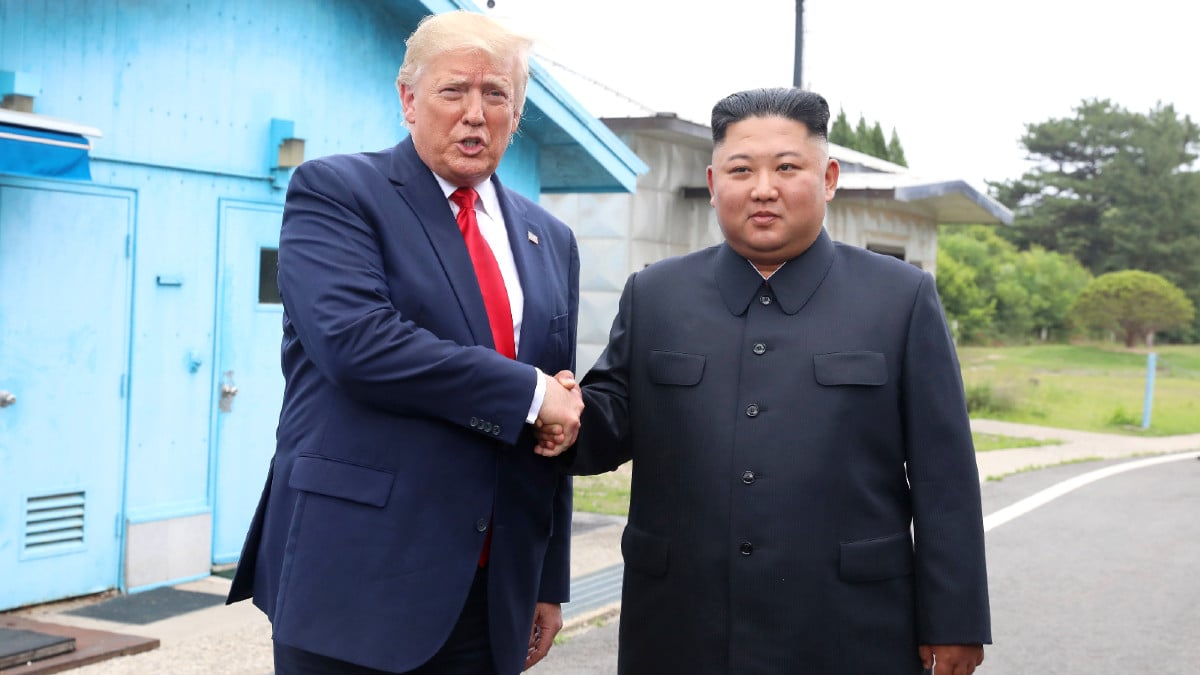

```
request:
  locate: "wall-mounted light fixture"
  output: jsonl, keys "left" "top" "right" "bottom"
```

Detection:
{"left": 269, "top": 117, "right": 305, "bottom": 188}
{"left": 0, "top": 70, "right": 39, "bottom": 113}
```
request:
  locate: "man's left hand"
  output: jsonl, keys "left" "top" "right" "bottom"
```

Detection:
{"left": 524, "top": 602, "right": 563, "bottom": 670}
{"left": 919, "top": 644, "right": 984, "bottom": 675}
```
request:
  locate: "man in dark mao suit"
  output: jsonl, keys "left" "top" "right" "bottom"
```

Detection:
{"left": 540, "top": 88, "right": 991, "bottom": 674}
{"left": 227, "top": 11, "right": 582, "bottom": 675}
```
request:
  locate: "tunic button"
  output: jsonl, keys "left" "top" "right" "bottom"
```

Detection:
{"left": 759, "top": 295, "right": 772, "bottom": 305}
{"left": 740, "top": 541, "right": 754, "bottom": 556}
{"left": 752, "top": 342, "right": 766, "bottom": 355}
{"left": 745, "top": 404, "right": 760, "bottom": 417}
{"left": 742, "top": 470, "right": 756, "bottom": 484}
{"left": 482, "top": 421, "right": 492, "bottom": 433}
{"left": 492, "top": 425, "right": 501, "bottom": 436}
{"left": 476, "top": 519, "right": 489, "bottom": 532}
{"left": 469, "top": 417, "right": 479, "bottom": 428}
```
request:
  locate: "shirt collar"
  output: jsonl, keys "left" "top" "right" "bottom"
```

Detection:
{"left": 434, "top": 174, "right": 501, "bottom": 221}
{"left": 715, "top": 228, "right": 835, "bottom": 316}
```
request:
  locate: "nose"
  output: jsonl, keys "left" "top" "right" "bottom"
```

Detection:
{"left": 750, "top": 170, "right": 777, "bottom": 201}
{"left": 462, "top": 89, "right": 485, "bottom": 126}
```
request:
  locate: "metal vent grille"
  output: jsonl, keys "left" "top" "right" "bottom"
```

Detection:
{"left": 25, "top": 491, "right": 86, "bottom": 552}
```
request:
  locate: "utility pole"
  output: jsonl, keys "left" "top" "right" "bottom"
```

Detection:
{"left": 793, "top": 0, "right": 804, "bottom": 88}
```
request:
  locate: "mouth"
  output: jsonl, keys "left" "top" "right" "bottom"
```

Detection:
{"left": 457, "top": 137, "right": 485, "bottom": 155}
{"left": 750, "top": 211, "right": 778, "bottom": 224}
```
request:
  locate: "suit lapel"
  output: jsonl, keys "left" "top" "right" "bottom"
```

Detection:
{"left": 388, "top": 138, "right": 494, "bottom": 350}
{"left": 493, "top": 175, "right": 549, "bottom": 366}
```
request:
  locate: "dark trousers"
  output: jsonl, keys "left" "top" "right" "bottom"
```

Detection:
{"left": 273, "top": 567, "right": 496, "bottom": 675}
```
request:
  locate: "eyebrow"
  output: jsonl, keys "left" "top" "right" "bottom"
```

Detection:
{"left": 723, "top": 150, "right": 804, "bottom": 162}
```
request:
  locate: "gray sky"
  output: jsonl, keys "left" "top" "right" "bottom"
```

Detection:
{"left": 483, "top": 0, "right": 1200, "bottom": 192}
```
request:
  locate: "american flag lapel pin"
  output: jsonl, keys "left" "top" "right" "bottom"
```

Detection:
{"left": 527, "top": 231, "right": 539, "bottom": 245}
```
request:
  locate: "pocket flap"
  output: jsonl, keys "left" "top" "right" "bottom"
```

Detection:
{"left": 813, "top": 351, "right": 888, "bottom": 386}
{"left": 839, "top": 531, "right": 913, "bottom": 582}
{"left": 647, "top": 350, "right": 705, "bottom": 386}
{"left": 288, "top": 454, "right": 394, "bottom": 508}
{"left": 621, "top": 523, "right": 669, "bottom": 578}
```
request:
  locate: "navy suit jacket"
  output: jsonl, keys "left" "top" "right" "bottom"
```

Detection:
{"left": 568, "top": 232, "right": 990, "bottom": 674}
{"left": 228, "top": 138, "right": 578, "bottom": 675}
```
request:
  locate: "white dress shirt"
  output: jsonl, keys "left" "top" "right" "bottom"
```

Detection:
{"left": 435, "top": 174, "right": 546, "bottom": 423}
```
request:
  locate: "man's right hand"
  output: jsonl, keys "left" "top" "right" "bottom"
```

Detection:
{"left": 533, "top": 370, "right": 581, "bottom": 457}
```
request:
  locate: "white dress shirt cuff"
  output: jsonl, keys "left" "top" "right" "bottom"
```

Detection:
{"left": 526, "top": 367, "right": 546, "bottom": 425}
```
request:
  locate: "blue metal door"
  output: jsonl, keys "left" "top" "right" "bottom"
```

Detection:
{"left": 210, "top": 199, "right": 284, "bottom": 563}
{"left": 0, "top": 180, "right": 132, "bottom": 609}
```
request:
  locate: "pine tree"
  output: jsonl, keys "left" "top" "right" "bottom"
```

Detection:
{"left": 829, "top": 108, "right": 854, "bottom": 148}
{"left": 887, "top": 128, "right": 907, "bottom": 167}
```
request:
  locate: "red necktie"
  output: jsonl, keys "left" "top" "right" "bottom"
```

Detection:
{"left": 450, "top": 187, "right": 512, "bottom": 567}
{"left": 450, "top": 187, "right": 516, "bottom": 360}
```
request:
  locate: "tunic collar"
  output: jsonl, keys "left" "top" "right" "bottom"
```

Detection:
{"left": 715, "top": 228, "right": 835, "bottom": 316}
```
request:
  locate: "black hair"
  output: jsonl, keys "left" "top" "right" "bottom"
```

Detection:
{"left": 711, "top": 87, "right": 830, "bottom": 144}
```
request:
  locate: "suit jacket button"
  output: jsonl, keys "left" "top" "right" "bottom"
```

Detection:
{"left": 745, "top": 404, "right": 760, "bottom": 417}
{"left": 739, "top": 541, "right": 754, "bottom": 556}
{"left": 476, "top": 519, "right": 489, "bottom": 532}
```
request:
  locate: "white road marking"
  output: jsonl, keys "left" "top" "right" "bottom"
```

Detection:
{"left": 983, "top": 451, "right": 1200, "bottom": 532}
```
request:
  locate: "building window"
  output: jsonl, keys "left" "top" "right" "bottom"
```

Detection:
{"left": 867, "top": 243, "right": 906, "bottom": 261}
{"left": 259, "top": 248, "right": 281, "bottom": 304}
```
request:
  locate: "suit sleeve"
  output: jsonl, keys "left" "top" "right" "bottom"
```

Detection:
{"left": 563, "top": 272, "right": 636, "bottom": 476}
{"left": 902, "top": 273, "right": 992, "bottom": 645}
{"left": 538, "top": 233, "right": 580, "bottom": 602}
{"left": 278, "top": 159, "right": 537, "bottom": 445}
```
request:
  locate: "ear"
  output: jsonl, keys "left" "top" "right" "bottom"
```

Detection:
{"left": 400, "top": 83, "right": 417, "bottom": 125}
{"left": 824, "top": 158, "right": 840, "bottom": 202}
{"left": 706, "top": 165, "right": 716, "bottom": 207}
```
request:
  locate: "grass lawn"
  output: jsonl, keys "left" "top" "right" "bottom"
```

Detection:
{"left": 958, "top": 343, "right": 1200, "bottom": 436}
{"left": 972, "top": 432, "right": 1059, "bottom": 452}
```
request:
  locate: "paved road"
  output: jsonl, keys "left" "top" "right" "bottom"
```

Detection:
{"left": 540, "top": 455, "right": 1200, "bottom": 674}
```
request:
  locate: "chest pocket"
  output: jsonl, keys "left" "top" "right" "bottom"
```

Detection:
{"left": 813, "top": 351, "right": 888, "bottom": 386}
{"left": 647, "top": 350, "right": 705, "bottom": 386}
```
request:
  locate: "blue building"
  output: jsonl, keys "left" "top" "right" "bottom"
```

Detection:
{"left": 0, "top": 0, "right": 644, "bottom": 610}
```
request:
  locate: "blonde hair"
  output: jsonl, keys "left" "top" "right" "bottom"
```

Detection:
{"left": 396, "top": 10, "right": 534, "bottom": 115}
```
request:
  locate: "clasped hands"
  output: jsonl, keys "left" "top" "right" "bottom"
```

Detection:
{"left": 533, "top": 370, "right": 581, "bottom": 457}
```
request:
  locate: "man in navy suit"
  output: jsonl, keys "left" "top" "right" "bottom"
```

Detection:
{"left": 540, "top": 88, "right": 991, "bottom": 674}
{"left": 227, "top": 11, "right": 582, "bottom": 674}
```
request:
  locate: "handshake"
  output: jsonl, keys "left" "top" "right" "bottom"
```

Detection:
{"left": 533, "top": 370, "right": 582, "bottom": 457}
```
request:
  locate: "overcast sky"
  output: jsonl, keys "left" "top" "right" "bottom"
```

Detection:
{"left": 482, "top": 0, "right": 1200, "bottom": 192}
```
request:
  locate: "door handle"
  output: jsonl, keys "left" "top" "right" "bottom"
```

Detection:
{"left": 0, "top": 390, "right": 14, "bottom": 409}
{"left": 219, "top": 371, "right": 238, "bottom": 413}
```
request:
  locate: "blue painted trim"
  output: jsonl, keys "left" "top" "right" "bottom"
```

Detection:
{"left": 526, "top": 60, "right": 648, "bottom": 185}
{"left": 91, "top": 155, "right": 274, "bottom": 182}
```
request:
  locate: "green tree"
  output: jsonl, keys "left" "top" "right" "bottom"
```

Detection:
{"left": 853, "top": 115, "right": 872, "bottom": 154}
{"left": 887, "top": 128, "right": 907, "bottom": 167}
{"left": 935, "top": 249, "right": 995, "bottom": 342}
{"left": 1018, "top": 247, "right": 1093, "bottom": 341}
{"left": 992, "top": 99, "right": 1200, "bottom": 339}
{"left": 867, "top": 122, "right": 888, "bottom": 160}
{"left": 1070, "top": 270, "right": 1195, "bottom": 347}
{"left": 938, "top": 225, "right": 1089, "bottom": 343}
{"left": 830, "top": 108, "right": 854, "bottom": 148}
